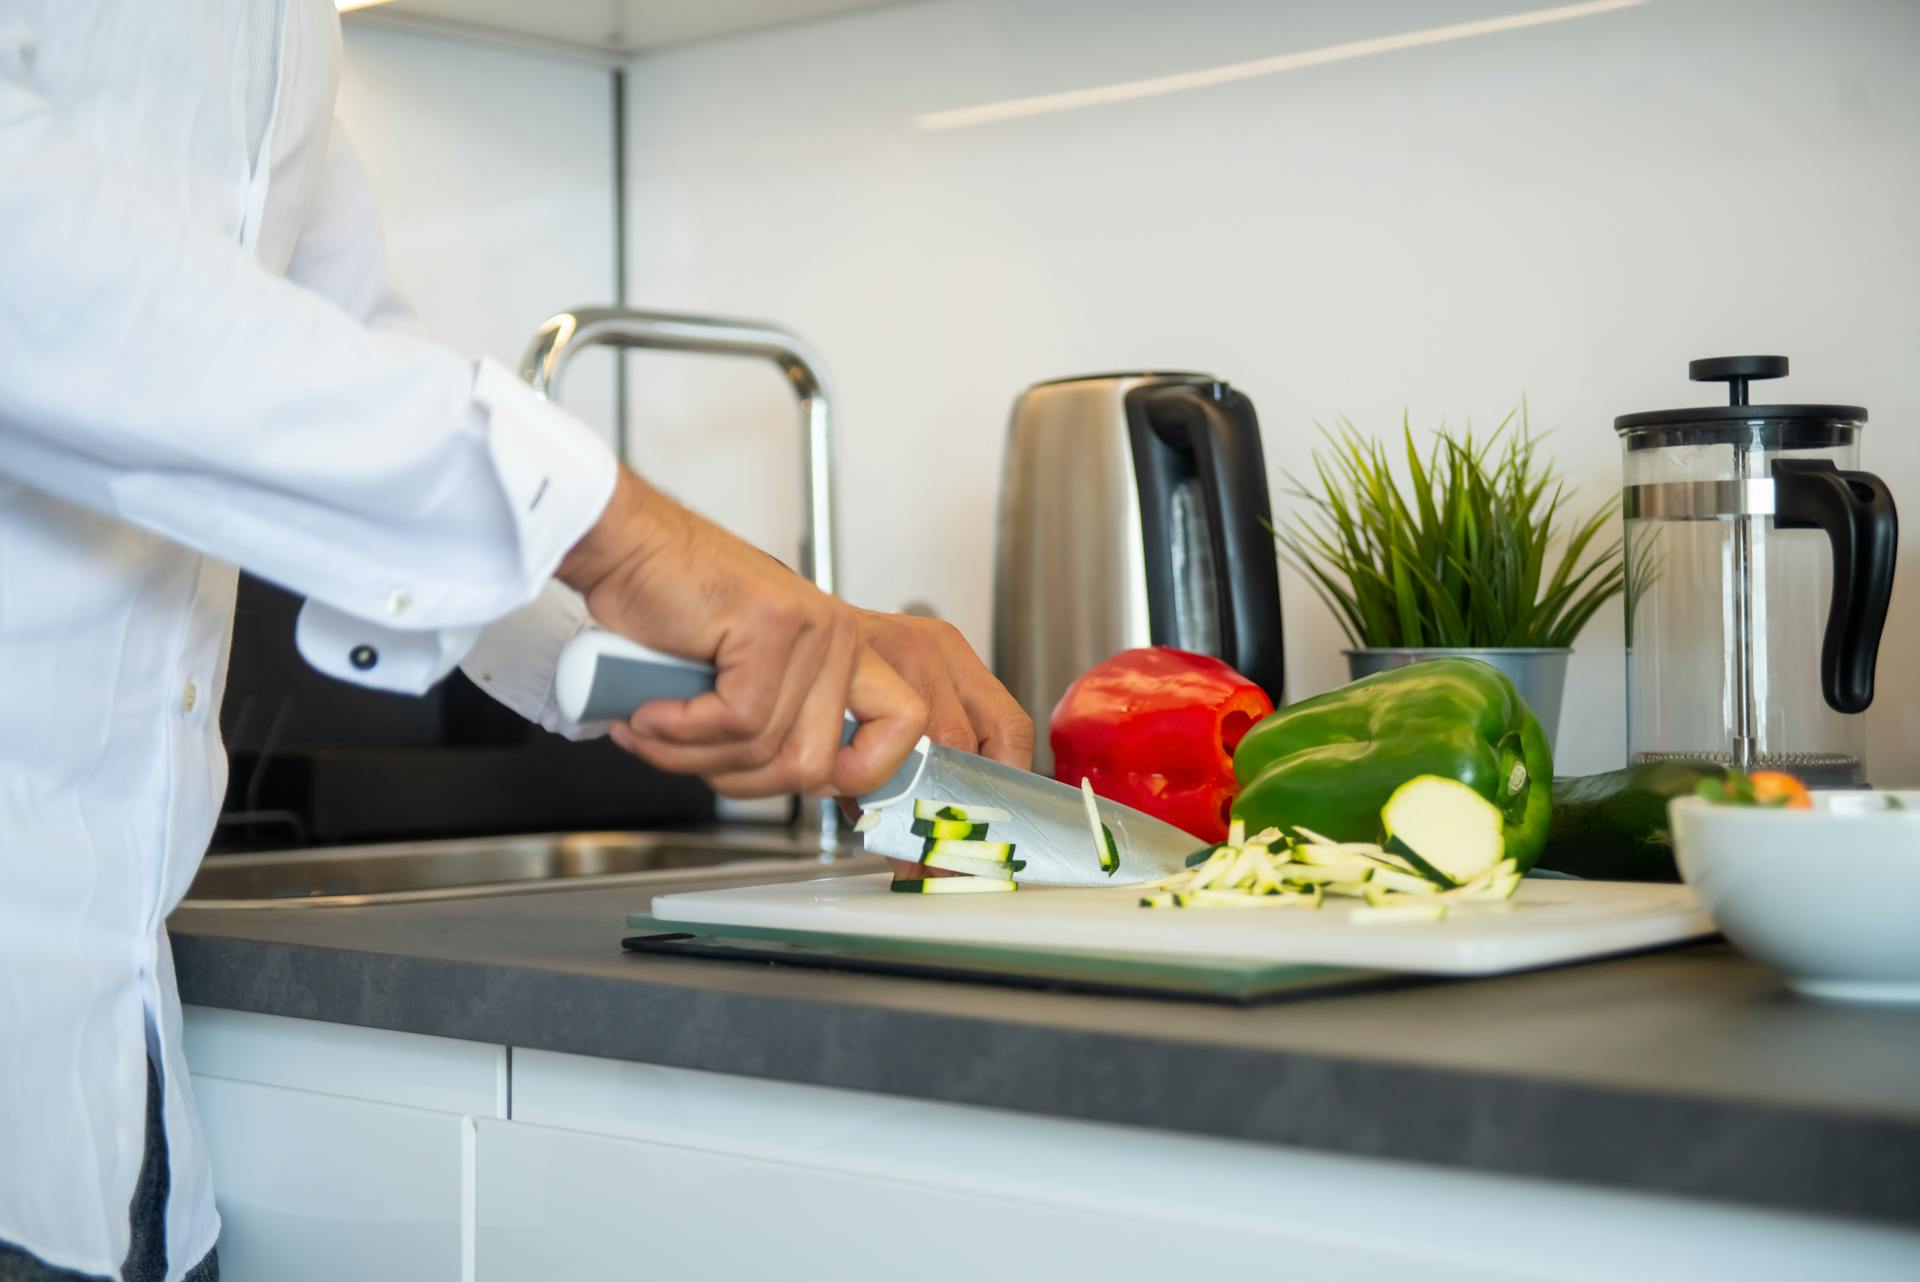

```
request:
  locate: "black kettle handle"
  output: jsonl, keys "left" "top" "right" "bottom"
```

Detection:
{"left": 1124, "top": 381, "right": 1286, "bottom": 704}
{"left": 1771, "top": 458, "right": 1899, "bottom": 714}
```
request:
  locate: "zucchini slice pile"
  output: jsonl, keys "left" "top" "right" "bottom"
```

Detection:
{"left": 1137, "top": 818, "right": 1521, "bottom": 924}
{"left": 889, "top": 800, "right": 1022, "bottom": 894}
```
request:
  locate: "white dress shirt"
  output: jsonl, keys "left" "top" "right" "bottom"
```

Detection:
{"left": 0, "top": 2, "right": 617, "bottom": 1276}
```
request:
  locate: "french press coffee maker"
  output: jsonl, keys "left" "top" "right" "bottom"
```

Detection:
{"left": 1618, "top": 356, "right": 1898, "bottom": 785}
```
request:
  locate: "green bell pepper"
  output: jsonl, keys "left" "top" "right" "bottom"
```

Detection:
{"left": 1230, "top": 658, "right": 1554, "bottom": 873}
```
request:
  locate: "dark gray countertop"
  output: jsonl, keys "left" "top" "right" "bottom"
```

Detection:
{"left": 169, "top": 859, "right": 1920, "bottom": 1229}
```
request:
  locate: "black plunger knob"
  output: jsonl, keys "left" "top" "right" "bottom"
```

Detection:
{"left": 1690, "top": 355, "right": 1790, "bottom": 407}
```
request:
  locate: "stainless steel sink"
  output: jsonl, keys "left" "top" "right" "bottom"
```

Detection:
{"left": 180, "top": 829, "right": 850, "bottom": 909}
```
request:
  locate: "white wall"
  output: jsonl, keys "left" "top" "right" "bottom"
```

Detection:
{"left": 337, "top": 23, "right": 620, "bottom": 438}
{"left": 618, "top": 0, "right": 1920, "bottom": 780}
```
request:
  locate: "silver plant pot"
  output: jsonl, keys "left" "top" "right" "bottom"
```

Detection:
{"left": 1345, "top": 647, "right": 1571, "bottom": 747}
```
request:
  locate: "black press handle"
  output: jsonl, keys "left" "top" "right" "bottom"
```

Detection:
{"left": 1690, "top": 355, "right": 1789, "bottom": 407}
{"left": 1770, "top": 458, "right": 1899, "bottom": 714}
{"left": 1123, "top": 380, "right": 1286, "bottom": 704}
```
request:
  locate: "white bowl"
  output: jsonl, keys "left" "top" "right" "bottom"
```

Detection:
{"left": 1671, "top": 790, "right": 1920, "bottom": 1004}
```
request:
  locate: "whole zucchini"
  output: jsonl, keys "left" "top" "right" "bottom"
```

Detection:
{"left": 1537, "top": 762, "right": 1728, "bottom": 882}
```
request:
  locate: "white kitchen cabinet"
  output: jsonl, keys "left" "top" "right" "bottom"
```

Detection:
{"left": 192, "top": 1076, "right": 471, "bottom": 1282}
{"left": 500, "top": 1049, "right": 1920, "bottom": 1282}
{"left": 182, "top": 1008, "right": 508, "bottom": 1282}
{"left": 178, "top": 1013, "right": 1920, "bottom": 1281}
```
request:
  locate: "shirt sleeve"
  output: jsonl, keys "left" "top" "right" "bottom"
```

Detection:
{"left": 282, "top": 124, "right": 615, "bottom": 726}
{"left": 283, "top": 121, "right": 422, "bottom": 338}
{"left": 0, "top": 61, "right": 616, "bottom": 696}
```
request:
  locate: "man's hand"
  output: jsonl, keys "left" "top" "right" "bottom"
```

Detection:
{"left": 855, "top": 609, "right": 1034, "bottom": 769}
{"left": 558, "top": 469, "right": 927, "bottom": 799}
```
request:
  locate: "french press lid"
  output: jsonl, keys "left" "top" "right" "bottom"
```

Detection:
{"left": 1614, "top": 355, "right": 1867, "bottom": 450}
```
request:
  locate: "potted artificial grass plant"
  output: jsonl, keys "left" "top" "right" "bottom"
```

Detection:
{"left": 1275, "top": 405, "right": 1625, "bottom": 744}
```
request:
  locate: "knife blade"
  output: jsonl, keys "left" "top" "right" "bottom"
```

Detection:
{"left": 851, "top": 743, "right": 1202, "bottom": 887}
{"left": 553, "top": 630, "right": 1201, "bottom": 886}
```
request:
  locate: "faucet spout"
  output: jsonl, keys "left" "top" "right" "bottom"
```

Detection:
{"left": 520, "top": 306, "right": 837, "bottom": 596}
{"left": 520, "top": 307, "right": 845, "bottom": 853}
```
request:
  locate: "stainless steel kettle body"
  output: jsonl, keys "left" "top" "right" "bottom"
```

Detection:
{"left": 991, "top": 372, "right": 1286, "bottom": 773}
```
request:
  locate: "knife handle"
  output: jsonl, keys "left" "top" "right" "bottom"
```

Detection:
{"left": 554, "top": 631, "right": 718, "bottom": 722}
{"left": 553, "top": 630, "right": 864, "bottom": 747}
{"left": 553, "top": 630, "right": 928, "bottom": 807}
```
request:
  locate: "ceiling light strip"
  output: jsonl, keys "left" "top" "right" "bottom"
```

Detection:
{"left": 915, "top": 0, "right": 1647, "bottom": 131}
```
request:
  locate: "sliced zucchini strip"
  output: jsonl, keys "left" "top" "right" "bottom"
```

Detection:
{"left": 889, "top": 876, "right": 1017, "bottom": 895}
{"left": 921, "top": 851, "right": 1019, "bottom": 880}
{"left": 919, "top": 838, "right": 1015, "bottom": 863}
{"left": 912, "top": 800, "right": 1013, "bottom": 824}
{"left": 1369, "top": 868, "right": 1441, "bottom": 896}
{"left": 1078, "top": 778, "right": 1121, "bottom": 875}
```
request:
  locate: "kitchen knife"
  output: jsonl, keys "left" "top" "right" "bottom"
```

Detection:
{"left": 553, "top": 630, "right": 1202, "bottom": 887}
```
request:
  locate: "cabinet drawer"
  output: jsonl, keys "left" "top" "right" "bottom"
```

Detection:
{"left": 194, "top": 1076, "right": 470, "bottom": 1282}
{"left": 472, "top": 1116, "right": 1498, "bottom": 1282}
{"left": 184, "top": 1006, "right": 506, "bottom": 1116}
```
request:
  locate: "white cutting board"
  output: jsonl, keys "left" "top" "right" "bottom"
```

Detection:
{"left": 651, "top": 875, "right": 1714, "bottom": 976}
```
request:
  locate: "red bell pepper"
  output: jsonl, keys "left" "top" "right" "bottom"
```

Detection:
{"left": 1050, "top": 647, "right": 1274, "bottom": 842}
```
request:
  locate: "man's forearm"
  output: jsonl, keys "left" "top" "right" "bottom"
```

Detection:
{"left": 558, "top": 467, "right": 660, "bottom": 598}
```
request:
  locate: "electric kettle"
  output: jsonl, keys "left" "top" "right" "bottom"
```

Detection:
{"left": 1618, "top": 356, "right": 1898, "bottom": 785}
{"left": 991, "top": 372, "right": 1286, "bottom": 772}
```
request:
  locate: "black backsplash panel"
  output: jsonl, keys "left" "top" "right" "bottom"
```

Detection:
{"left": 217, "top": 574, "right": 712, "bottom": 849}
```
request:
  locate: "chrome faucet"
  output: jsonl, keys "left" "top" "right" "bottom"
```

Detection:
{"left": 520, "top": 306, "right": 845, "bottom": 851}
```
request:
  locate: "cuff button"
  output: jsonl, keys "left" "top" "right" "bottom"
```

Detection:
{"left": 350, "top": 645, "right": 378, "bottom": 671}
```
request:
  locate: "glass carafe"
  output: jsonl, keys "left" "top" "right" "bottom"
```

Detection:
{"left": 1619, "top": 357, "right": 1898, "bottom": 786}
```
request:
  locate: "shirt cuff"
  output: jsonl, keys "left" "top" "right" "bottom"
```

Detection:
{"left": 295, "top": 603, "right": 482, "bottom": 695}
{"left": 472, "top": 357, "right": 618, "bottom": 589}
{"left": 458, "top": 580, "right": 607, "bottom": 740}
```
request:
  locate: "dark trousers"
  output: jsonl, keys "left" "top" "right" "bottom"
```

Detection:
{"left": 0, "top": 1061, "right": 218, "bottom": 1282}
